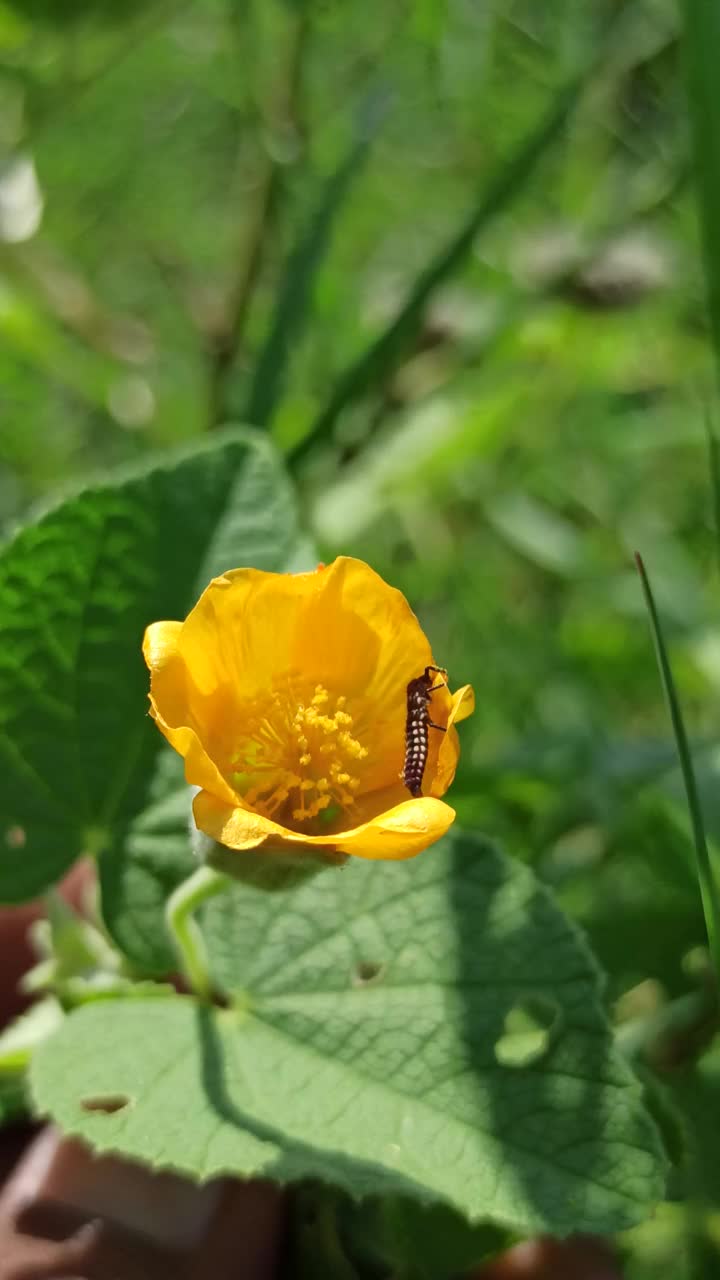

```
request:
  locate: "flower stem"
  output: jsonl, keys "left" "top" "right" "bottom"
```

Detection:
{"left": 165, "top": 866, "right": 229, "bottom": 1001}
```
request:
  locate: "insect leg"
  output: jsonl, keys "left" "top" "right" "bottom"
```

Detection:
{"left": 427, "top": 720, "right": 447, "bottom": 732}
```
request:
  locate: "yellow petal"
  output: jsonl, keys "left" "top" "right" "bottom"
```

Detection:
{"left": 178, "top": 568, "right": 310, "bottom": 701}
{"left": 149, "top": 706, "right": 240, "bottom": 809}
{"left": 175, "top": 558, "right": 410, "bottom": 708}
{"left": 143, "top": 611, "right": 242, "bottom": 795}
{"left": 144, "top": 620, "right": 239, "bottom": 805}
{"left": 299, "top": 557, "right": 432, "bottom": 699}
{"left": 193, "top": 789, "right": 455, "bottom": 862}
{"left": 346, "top": 797, "right": 456, "bottom": 860}
{"left": 430, "top": 683, "right": 475, "bottom": 797}
{"left": 143, "top": 620, "right": 182, "bottom": 671}
{"left": 450, "top": 683, "right": 475, "bottom": 725}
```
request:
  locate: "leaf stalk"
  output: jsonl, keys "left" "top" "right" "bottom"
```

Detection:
{"left": 165, "top": 865, "right": 229, "bottom": 1001}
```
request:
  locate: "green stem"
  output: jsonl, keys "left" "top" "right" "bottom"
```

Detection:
{"left": 705, "top": 411, "right": 720, "bottom": 571}
{"left": 208, "top": 3, "right": 310, "bottom": 426}
{"left": 288, "top": 5, "right": 630, "bottom": 470}
{"left": 684, "top": 0, "right": 720, "bottom": 392}
{"left": 616, "top": 985, "right": 719, "bottom": 1069}
{"left": 635, "top": 552, "right": 720, "bottom": 984}
{"left": 165, "top": 866, "right": 230, "bottom": 1001}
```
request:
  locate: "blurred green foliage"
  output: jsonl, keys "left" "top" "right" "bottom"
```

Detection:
{"left": 2, "top": 0, "right": 720, "bottom": 1271}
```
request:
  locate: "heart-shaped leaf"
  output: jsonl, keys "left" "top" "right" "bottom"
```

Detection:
{"left": 31, "top": 831, "right": 666, "bottom": 1235}
{"left": 0, "top": 429, "right": 298, "bottom": 902}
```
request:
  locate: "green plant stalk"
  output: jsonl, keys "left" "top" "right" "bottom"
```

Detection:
{"left": 289, "top": 1, "right": 634, "bottom": 469}
{"left": 208, "top": 2, "right": 310, "bottom": 427}
{"left": 705, "top": 412, "right": 720, "bottom": 567}
{"left": 165, "top": 866, "right": 230, "bottom": 1001}
{"left": 635, "top": 552, "right": 720, "bottom": 982}
{"left": 288, "top": 75, "right": 583, "bottom": 465}
{"left": 684, "top": 0, "right": 720, "bottom": 386}
{"left": 245, "top": 130, "right": 373, "bottom": 430}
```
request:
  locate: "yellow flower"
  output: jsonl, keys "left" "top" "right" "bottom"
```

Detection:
{"left": 143, "top": 557, "right": 474, "bottom": 864}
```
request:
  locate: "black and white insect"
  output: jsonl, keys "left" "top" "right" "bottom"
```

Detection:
{"left": 402, "top": 665, "right": 448, "bottom": 797}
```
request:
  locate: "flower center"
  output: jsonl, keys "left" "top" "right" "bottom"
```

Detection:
{"left": 229, "top": 683, "right": 368, "bottom": 831}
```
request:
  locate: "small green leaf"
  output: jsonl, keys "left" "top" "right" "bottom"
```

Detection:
{"left": 0, "top": 428, "right": 299, "bottom": 903}
{"left": 0, "top": 997, "right": 63, "bottom": 1073}
{"left": 31, "top": 832, "right": 666, "bottom": 1235}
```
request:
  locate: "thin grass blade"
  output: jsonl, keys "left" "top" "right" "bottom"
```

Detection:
{"left": 635, "top": 552, "right": 720, "bottom": 982}
{"left": 288, "top": 7, "right": 633, "bottom": 467}
{"left": 684, "top": 0, "right": 720, "bottom": 384}
{"left": 705, "top": 411, "right": 720, "bottom": 569}
{"left": 245, "top": 131, "right": 374, "bottom": 430}
{"left": 288, "top": 77, "right": 581, "bottom": 466}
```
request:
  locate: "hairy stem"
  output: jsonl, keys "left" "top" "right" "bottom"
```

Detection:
{"left": 165, "top": 865, "right": 230, "bottom": 1000}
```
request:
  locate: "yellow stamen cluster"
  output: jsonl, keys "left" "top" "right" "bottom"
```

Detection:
{"left": 229, "top": 683, "right": 368, "bottom": 831}
{"left": 290, "top": 686, "right": 367, "bottom": 822}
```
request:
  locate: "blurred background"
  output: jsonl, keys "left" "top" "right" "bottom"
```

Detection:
{"left": 0, "top": 0, "right": 719, "bottom": 1271}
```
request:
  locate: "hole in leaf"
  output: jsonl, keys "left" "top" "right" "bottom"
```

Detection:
{"left": 5, "top": 825, "right": 26, "bottom": 849}
{"left": 354, "top": 961, "right": 383, "bottom": 985}
{"left": 494, "top": 996, "right": 562, "bottom": 1069}
{"left": 80, "top": 1094, "right": 130, "bottom": 1115}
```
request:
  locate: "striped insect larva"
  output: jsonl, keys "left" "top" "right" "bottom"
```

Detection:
{"left": 402, "top": 665, "right": 448, "bottom": 797}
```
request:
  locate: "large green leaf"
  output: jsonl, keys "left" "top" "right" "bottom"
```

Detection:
{"left": 31, "top": 831, "right": 666, "bottom": 1235}
{"left": 0, "top": 428, "right": 298, "bottom": 903}
{"left": 101, "top": 751, "right": 194, "bottom": 974}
